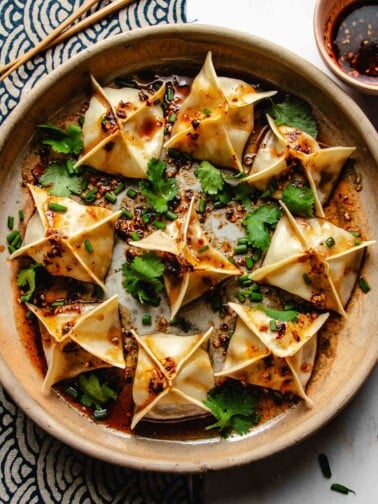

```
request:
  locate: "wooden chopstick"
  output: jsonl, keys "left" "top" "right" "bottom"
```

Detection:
{"left": 0, "top": 0, "right": 136, "bottom": 82}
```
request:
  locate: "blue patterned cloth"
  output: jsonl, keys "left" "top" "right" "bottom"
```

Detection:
{"left": 0, "top": 2, "right": 200, "bottom": 503}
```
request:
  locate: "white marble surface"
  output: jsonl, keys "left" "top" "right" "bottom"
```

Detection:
{"left": 186, "top": 1, "right": 378, "bottom": 502}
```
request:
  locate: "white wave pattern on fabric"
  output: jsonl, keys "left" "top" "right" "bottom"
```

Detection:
{"left": 0, "top": 1, "right": 195, "bottom": 501}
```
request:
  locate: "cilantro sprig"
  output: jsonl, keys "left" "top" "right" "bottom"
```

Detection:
{"left": 122, "top": 252, "right": 165, "bottom": 305}
{"left": 269, "top": 96, "right": 318, "bottom": 139}
{"left": 243, "top": 204, "right": 281, "bottom": 251}
{"left": 40, "top": 161, "right": 81, "bottom": 197}
{"left": 38, "top": 123, "right": 84, "bottom": 155}
{"left": 78, "top": 373, "right": 117, "bottom": 407}
{"left": 204, "top": 380, "right": 260, "bottom": 438}
{"left": 281, "top": 183, "right": 315, "bottom": 217}
{"left": 195, "top": 161, "right": 224, "bottom": 195}
{"left": 17, "top": 264, "right": 42, "bottom": 303}
{"left": 140, "top": 158, "right": 178, "bottom": 213}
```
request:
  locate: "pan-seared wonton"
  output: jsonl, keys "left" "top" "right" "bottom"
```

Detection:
{"left": 240, "top": 115, "right": 355, "bottom": 216}
{"left": 131, "top": 328, "right": 214, "bottom": 428}
{"left": 164, "top": 52, "right": 276, "bottom": 171}
{"left": 216, "top": 302, "right": 329, "bottom": 404}
{"left": 251, "top": 203, "right": 374, "bottom": 315}
{"left": 129, "top": 198, "right": 241, "bottom": 317}
{"left": 27, "top": 295, "right": 125, "bottom": 393}
{"left": 75, "top": 75, "right": 165, "bottom": 178}
{"left": 11, "top": 185, "right": 120, "bottom": 289}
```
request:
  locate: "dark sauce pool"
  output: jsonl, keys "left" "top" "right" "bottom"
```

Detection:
{"left": 331, "top": 1, "right": 378, "bottom": 84}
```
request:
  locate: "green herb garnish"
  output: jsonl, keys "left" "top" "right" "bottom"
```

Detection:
{"left": 243, "top": 204, "right": 281, "bottom": 251}
{"left": 330, "top": 483, "right": 355, "bottom": 495}
{"left": 259, "top": 305, "right": 299, "bottom": 322}
{"left": 38, "top": 123, "right": 84, "bottom": 155}
{"left": 269, "top": 96, "right": 318, "bottom": 138}
{"left": 318, "top": 453, "right": 332, "bottom": 479}
{"left": 16, "top": 263, "right": 42, "bottom": 303}
{"left": 40, "top": 162, "right": 81, "bottom": 198}
{"left": 195, "top": 160, "right": 224, "bottom": 195}
{"left": 281, "top": 183, "right": 315, "bottom": 217}
{"left": 204, "top": 380, "right": 260, "bottom": 438}
{"left": 140, "top": 158, "right": 178, "bottom": 213}
{"left": 122, "top": 252, "right": 164, "bottom": 305}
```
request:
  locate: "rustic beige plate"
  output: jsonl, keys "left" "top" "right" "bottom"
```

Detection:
{"left": 0, "top": 25, "right": 377, "bottom": 472}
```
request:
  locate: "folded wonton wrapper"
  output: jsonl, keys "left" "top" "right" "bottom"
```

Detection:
{"left": 75, "top": 75, "right": 165, "bottom": 178}
{"left": 240, "top": 115, "right": 355, "bottom": 216}
{"left": 11, "top": 185, "right": 120, "bottom": 290}
{"left": 251, "top": 203, "right": 374, "bottom": 316}
{"left": 129, "top": 198, "right": 241, "bottom": 317}
{"left": 131, "top": 327, "right": 214, "bottom": 428}
{"left": 26, "top": 295, "right": 125, "bottom": 394}
{"left": 216, "top": 302, "right": 329, "bottom": 405}
{"left": 164, "top": 52, "right": 276, "bottom": 171}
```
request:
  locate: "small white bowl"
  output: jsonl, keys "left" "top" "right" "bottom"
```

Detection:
{"left": 314, "top": 0, "right": 378, "bottom": 95}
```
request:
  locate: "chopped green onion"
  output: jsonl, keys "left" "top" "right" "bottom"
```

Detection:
{"left": 236, "top": 292, "right": 246, "bottom": 303}
{"left": 7, "top": 230, "right": 19, "bottom": 244}
{"left": 318, "top": 453, "right": 332, "bottom": 479}
{"left": 81, "top": 176, "right": 89, "bottom": 191}
{"left": 80, "top": 394, "right": 93, "bottom": 408}
{"left": 126, "top": 188, "right": 137, "bottom": 199}
{"left": 237, "top": 237, "right": 249, "bottom": 246}
{"left": 25, "top": 310, "right": 34, "bottom": 320}
{"left": 270, "top": 319, "right": 278, "bottom": 331}
{"left": 153, "top": 220, "right": 166, "bottom": 230}
{"left": 284, "top": 302, "right": 296, "bottom": 311}
{"left": 19, "top": 209, "right": 24, "bottom": 221}
{"left": 48, "top": 202, "right": 67, "bottom": 212}
{"left": 65, "top": 386, "right": 79, "bottom": 400}
{"left": 84, "top": 239, "right": 94, "bottom": 253}
{"left": 198, "top": 245, "right": 209, "bottom": 253}
{"left": 303, "top": 273, "right": 312, "bottom": 285}
{"left": 330, "top": 483, "right": 355, "bottom": 495}
{"left": 349, "top": 230, "right": 360, "bottom": 237}
{"left": 166, "top": 87, "right": 174, "bottom": 101}
{"left": 245, "top": 256, "right": 254, "bottom": 270}
{"left": 166, "top": 210, "right": 177, "bottom": 221}
{"left": 354, "top": 239, "right": 362, "bottom": 246}
{"left": 142, "top": 314, "right": 152, "bottom": 325}
{"left": 169, "top": 113, "right": 177, "bottom": 123}
{"left": 250, "top": 292, "right": 263, "bottom": 302}
{"left": 130, "top": 231, "right": 140, "bottom": 241}
{"left": 82, "top": 188, "right": 98, "bottom": 203}
{"left": 114, "top": 182, "right": 125, "bottom": 195}
{"left": 93, "top": 408, "right": 108, "bottom": 421}
{"left": 105, "top": 192, "right": 117, "bottom": 204}
{"left": 7, "top": 216, "right": 14, "bottom": 230}
{"left": 234, "top": 244, "right": 248, "bottom": 255}
{"left": 325, "top": 237, "right": 335, "bottom": 247}
{"left": 142, "top": 214, "right": 150, "bottom": 224}
{"left": 121, "top": 208, "right": 133, "bottom": 219}
{"left": 51, "top": 300, "right": 65, "bottom": 307}
{"left": 202, "top": 108, "right": 211, "bottom": 116}
{"left": 198, "top": 198, "right": 206, "bottom": 214}
{"left": 65, "top": 160, "right": 76, "bottom": 176}
{"left": 358, "top": 276, "right": 370, "bottom": 293}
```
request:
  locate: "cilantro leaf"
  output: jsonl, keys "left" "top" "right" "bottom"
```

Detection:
{"left": 258, "top": 305, "right": 299, "bottom": 322}
{"left": 195, "top": 161, "right": 224, "bottom": 195}
{"left": 243, "top": 205, "right": 281, "bottom": 250}
{"left": 232, "top": 182, "right": 256, "bottom": 211}
{"left": 17, "top": 264, "right": 42, "bottom": 303}
{"left": 122, "top": 252, "right": 164, "bottom": 305}
{"left": 269, "top": 96, "right": 318, "bottom": 139}
{"left": 38, "top": 123, "right": 84, "bottom": 155}
{"left": 78, "top": 373, "right": 117, "bottom": 407}
{"left": 281, "top": 183, "right": 315, "bottom": 217}
{"left": 140, "top": 158, "right": 178, "bottom": 213}
{"left": 40, "top": 161, "right": 81, "bottom": 197}
{"left": 204, "top": 380, "right": 260, "bottom": 438}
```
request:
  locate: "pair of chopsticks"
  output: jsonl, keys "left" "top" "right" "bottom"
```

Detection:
{"left": 0, "top": 0, "right": 136, "bottom": 82}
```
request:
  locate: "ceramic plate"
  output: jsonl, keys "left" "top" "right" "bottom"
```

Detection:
{"left": 0, "top": 25, "right": 377, "bottom": 472}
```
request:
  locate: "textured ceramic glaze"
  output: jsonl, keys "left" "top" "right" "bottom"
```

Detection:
{"left": 0, "top": 25, "right": 377, "bottom": 472}
{"left": 314, "top": 0, "right": 378, "bottom": 94}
